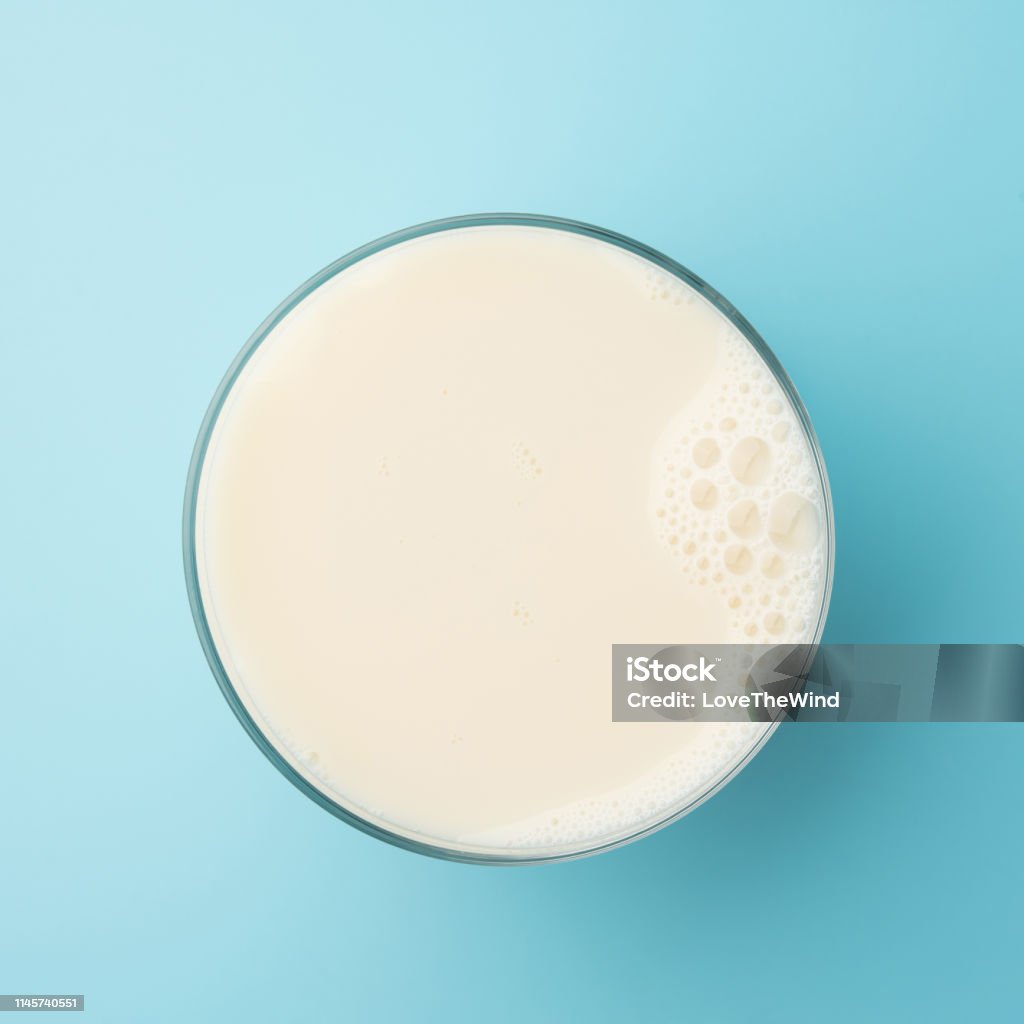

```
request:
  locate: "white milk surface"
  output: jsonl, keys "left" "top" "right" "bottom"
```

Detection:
{"left": 195, "top": 225, "right": 829, "bottom": 855}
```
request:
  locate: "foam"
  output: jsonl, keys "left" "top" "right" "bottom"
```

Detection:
{"left": 462, "top": 722, "right": 766, "bottom": 851}
{"left": 646, "top": 275, "right": 827, "bottom": 646}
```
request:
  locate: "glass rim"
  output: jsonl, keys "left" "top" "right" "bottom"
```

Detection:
{"left": 182, "top": 212, "right": 836, "bottom": 866}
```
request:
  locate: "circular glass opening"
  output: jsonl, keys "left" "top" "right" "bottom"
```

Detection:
{"left": 184, "top": 215, "right": 834, "bottom": 863}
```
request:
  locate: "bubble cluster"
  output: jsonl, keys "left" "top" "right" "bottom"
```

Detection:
{"left": 467, "top": 722, "right": 765, "bottom": 850}
{"left": 642, "top": 264, "right": 697, "bottom": 307}
{"left": 512, "top": 440, "right": 543, "bottom": 479}
{"left": 511, "top": 600, "right": 533, "bottom": 627}
{"left": 651, "top": 324, "right": 827, "bottom": 644}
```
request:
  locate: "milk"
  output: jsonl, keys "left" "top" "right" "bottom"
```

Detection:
{"left": 192, "top": 223, "right": 830, "bottom": 857}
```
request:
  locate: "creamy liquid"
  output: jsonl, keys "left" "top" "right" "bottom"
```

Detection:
{"left": 194, "top": 224, "right": 829, "bottom": 856}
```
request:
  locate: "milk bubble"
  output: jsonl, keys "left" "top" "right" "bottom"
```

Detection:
{"left": 767, "top": 492, "right": 819, "bottom": 553}
{"left": 727, "top": 499, "right": 761, "bottom": 539}
{"left": 729, "top": 436, "right": 772, "bottom": 486}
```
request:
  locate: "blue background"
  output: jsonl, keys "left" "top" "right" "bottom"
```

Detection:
{"left": 2, "top": 2, "right": 1022, "bottom": 1020}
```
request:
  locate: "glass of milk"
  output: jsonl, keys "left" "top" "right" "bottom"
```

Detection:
{"left": 183, "top": 215, "right": 834, "bottom": 863}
